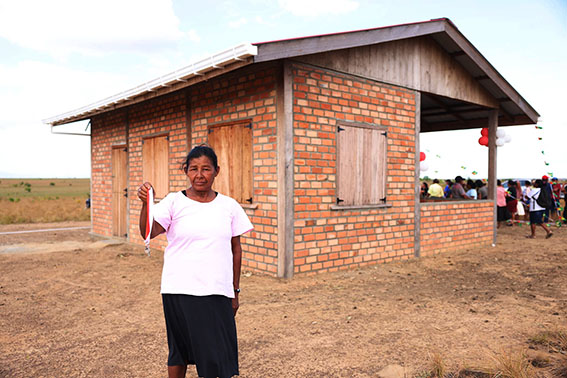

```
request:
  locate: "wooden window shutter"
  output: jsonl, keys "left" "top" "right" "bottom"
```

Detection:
{"left": 208, "top": 123, "right": 252, "bottom": 203}
{"left": 337, "top": 125, "right": 387, "bottom": 206}
{"left": 142, "top": 135, "right": 169, "bottom": 199}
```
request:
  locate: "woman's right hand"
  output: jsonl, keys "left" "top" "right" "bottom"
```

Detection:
{"left": 137, "top": 182, "right": 154, "bottom": 203}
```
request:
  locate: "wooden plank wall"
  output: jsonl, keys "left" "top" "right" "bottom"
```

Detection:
{"left": 297, "top": 36, "right": 498, "bottom": 109}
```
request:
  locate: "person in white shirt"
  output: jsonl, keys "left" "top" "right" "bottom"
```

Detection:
{"left": 138, "top": 145, "right": 253, "bottom": 378}
{"left": 526, "top": 179, "right": 553, "bottom": 239}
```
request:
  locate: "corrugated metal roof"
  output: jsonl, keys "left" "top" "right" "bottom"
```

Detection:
{"left": 44, "top": 18, "right": 538, "bottom": 129}
{"left": 43, "top": 43, "right": 258, "bottom": 126}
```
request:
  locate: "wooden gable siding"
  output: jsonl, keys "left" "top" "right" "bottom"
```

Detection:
{"left": 296, "top": 36, "right": 498, "bottom": 109}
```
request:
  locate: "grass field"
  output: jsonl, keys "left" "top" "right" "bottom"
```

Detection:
{"left": 0, "top": 178, "right": 90, "bottom": 224}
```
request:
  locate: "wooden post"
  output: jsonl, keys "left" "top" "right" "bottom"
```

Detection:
{"left": 414, "top": 91, "right": 421, "bottom": 258}
{"left": 276, "top": 61, "right": 295, "bottom": 278}
{"left": 488, "top": 109, "right": 498, "bottom": 244}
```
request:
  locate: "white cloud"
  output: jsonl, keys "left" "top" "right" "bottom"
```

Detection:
{"left": 187, "top": 29, "right": 201, "bottom": 43}
{"left": 0, "top": 0, "right": 184, "bottom": 57}
{"left": 0, "top": 61, "right": 132, "bottom": 121}
{"left": 278, "top": 0, "right": 359, "bottom": 17}
{"left": 255, "top": 15, "right": 275, "bottom": 27}
{"left": 229, "top": 17, "right": 248, "bottom": 28}
{"left": 0, "top": 60, "right": 142, "bottom": 178}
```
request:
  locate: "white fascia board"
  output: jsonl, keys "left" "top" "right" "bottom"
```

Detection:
{"left": 43, "top": 43, "right": 258, "bottom": 125}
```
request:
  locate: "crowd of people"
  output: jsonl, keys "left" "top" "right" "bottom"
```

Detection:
{"left": 421, "top": 175, "right": 567, "bottom": 238}
{"left": 421, "top": 175, "right": 490, "bottom": 200}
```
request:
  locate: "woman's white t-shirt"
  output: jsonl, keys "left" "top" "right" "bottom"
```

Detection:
{"left": 153, "top": 191, "right": 253, "bottom": 298}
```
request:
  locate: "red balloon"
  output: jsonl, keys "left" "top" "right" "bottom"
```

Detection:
{"left": 478, "top": 136, "right": 489, "bottom": 146}
{"left": 481, "top": 128, "right": 488, "bottom": 136}
{"left": 419, "top": 152, "right": 426, "bottom": 161}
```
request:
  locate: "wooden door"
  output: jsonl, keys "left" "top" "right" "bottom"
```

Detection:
{"left": 112, "top": 146, "right": 128, "bottom": 237}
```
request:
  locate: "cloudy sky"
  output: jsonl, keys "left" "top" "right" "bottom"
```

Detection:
{"left": 0, "top": 0, "right": 565, "bottom": 179}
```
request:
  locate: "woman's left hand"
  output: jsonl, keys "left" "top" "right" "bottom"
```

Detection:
{"left": 232, "top": 295, "right": 239, "bottom": 316}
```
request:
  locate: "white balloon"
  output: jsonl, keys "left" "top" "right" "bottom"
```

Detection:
{"left": 496, "top": 138, "right": 505, "bottom": 147}
{"left": 420, "top": 161, "right": 429, "bottom": 172}
{"left": 504, "top": 134, "right": 512, "bottom": 143}
{"left": 496, "top": 128, "right": 506, "bottom": 138}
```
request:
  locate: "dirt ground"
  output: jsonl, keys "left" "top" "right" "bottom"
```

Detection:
{"left": 1, "top": 221, "right": 566, "bottom": 377}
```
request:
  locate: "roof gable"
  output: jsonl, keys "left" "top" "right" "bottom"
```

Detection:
{"left": 44, "top": 18, "right": 538, "bottom": 127}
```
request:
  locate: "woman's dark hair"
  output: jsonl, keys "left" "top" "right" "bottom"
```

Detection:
{"left": 534, "top": 179, "right": 543, "bottom": 188}
{"left": 182, "top": 145, "right": 218, "bottom": 173}
{"left": 475, "top": 179, "right": 483, "bottom": 188}
{"left": 497, "top": 179, "right": 502, "bottom": 186}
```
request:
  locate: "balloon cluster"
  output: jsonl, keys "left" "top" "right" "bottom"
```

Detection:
{"left": 419, "top": 151, "right": 428, "bottom": 172}
{"left": 478, "top": 128, "right": 512, "bottom": 147}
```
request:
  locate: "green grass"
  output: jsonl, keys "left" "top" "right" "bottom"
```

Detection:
{"left": 0, "top": 178, "right": 90, "bottom": 199}
{"left": 0, "top": 178, "right": 90, "bottom": 224}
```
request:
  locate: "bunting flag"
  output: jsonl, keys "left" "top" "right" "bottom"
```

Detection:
{"left": 144, "top": 187, "right": 154, "bottom": 257}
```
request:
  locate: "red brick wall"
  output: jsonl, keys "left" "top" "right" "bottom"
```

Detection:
{"left": 126, "top": 91, "right": 189, "bottom": 251}
{"left": 90, "top": 64, "right": 280, "bottom": 275}
{"left": 90, "top": 60, "right": 492, "bottom": 278}
{"left": 91, "top": 110, "right": 127, "bottom": 236}
{"left": 420, "top": 201, "right": 494, "bottom": 256}
{"left": 291, "top": 63, "right": 417, "bottom": 274}
{"left": 191, "top": 64, "right": 279, "bottom": 274}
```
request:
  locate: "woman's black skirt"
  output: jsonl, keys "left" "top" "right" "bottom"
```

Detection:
{"left": 162, "top": 294, "right": 238, "bottom": 378}
{"left": 497, "top": 206, "right": 510, "bottom": 221}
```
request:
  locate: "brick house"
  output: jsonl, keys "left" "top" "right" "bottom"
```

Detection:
{"left": 45, "top": 19, "right": 538, "bottom": 278}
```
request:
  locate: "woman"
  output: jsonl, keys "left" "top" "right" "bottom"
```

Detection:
{"left": 466, "top": 179, "right": 477, "bottom": 199}
{"left": 444, "top": 180, "right": 453, "bottom": 198}
{"left": 496, "top": 180, "right": 511, "bottom": 228}
{"left": 506, "top": 180, "right": 518, "bottom": 224}
{"left": 420, "top": 181, "right": 429, "bottom": 198}
{"left": 514, "top": 180, "right": 525, "bottom": 220}
{"left": 475, "top": 180, "right": 487, "bottom": 200}
{"left": 138, "top": 145, "right": 253, "bottom": 378}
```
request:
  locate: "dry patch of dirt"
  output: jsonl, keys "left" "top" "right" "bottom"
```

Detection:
{"left": 0, "top": 224, "right": 566, "bottom": 377}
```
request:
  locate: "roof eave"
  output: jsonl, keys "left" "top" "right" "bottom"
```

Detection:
{"left": 442, "top": 22, "right": 540, "bottom": 124}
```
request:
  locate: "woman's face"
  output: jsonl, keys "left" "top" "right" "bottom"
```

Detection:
{"left": 186, "top": 155, "right": 219, "bottom": 192}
